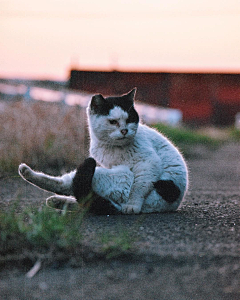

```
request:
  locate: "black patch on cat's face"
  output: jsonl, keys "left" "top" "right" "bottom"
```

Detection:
{"left": 90, "top": 88, "right": 139, "bottom": 124}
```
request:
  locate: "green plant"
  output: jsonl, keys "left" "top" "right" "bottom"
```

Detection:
{"left": 153, "top": 123, "right": 221, "bottom": 147}
{"left": 100, "top": 229, "right": 134, "bottom": 259}
{"left": 22, "top": 207, "right": 83, "bottom": 249}
{"left": 230, "top": 127, "right": 240, "bottom": 141}
{"left": 0, "top": 202, "right": 85, "bottom": 255}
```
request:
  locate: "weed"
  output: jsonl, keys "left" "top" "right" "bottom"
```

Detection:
{"left": 153, "top": 123, "right": 222, "bottom": 147}
{"left": 0, "top": 201, "right": 137, "bottom": 265}
{"left": 230, "top": 127, "right": 240, "bottom": 141}
{"left": 0, "top": 202, "right": 85, "bottom": 255}
{"left": 152, "top": 123, "right": 224, "bottom": 158}
{"left": 0, "top": 100, "right": 88, "bottom": 175}
{"left": 100, "top": 229, "right": 134, "bottom": 259}
{"left": 22, "top": 206, "right": 83, "bottom": 249}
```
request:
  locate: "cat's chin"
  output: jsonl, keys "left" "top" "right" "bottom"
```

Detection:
{"left": 116, "top": 137, "right": 126, "bottom": 140}
{"left": 112, "top": 137, "right": 132, "bottom": 146}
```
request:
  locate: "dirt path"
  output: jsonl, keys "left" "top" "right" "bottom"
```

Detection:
{"left": 0, "top": 143, "right": 240, "bottom": 299}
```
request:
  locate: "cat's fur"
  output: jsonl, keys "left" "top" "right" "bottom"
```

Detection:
{"left": 18, "top": 88, "right": 188, "bottom": 214}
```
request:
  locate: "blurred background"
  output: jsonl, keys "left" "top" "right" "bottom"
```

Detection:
{"left": 1, "top": 0, "right": 240, "bottom": 173}
{"left": 2, "top": 0, "right": 240, "bottom": 78}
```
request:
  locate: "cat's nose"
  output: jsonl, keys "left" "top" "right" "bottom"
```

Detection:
{"left": 121, "top": 129, "right": 128, "bottom": 136}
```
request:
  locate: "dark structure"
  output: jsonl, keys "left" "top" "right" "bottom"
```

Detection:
{"left": 69, "top": 69, "right": 240, "bottom": 125}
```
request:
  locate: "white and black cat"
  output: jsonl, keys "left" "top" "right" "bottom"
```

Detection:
{"left": 19, "top": 88, "right": 188, "bottom": 214}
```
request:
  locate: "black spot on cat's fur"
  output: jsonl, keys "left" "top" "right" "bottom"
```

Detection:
{"left": 72, "top": 158, "right": 120, "bottom": 215}
{"left": 88, "top": 195, "right": 121, "bottom": 215}
{"left": 90, "top": 88, "right": 139, "bottom": 124}
{"left": 154, "top": 180, "right": 181, "bottom": 203}
{"left": 72, "top": 158, "right": 96, "bottom": 201}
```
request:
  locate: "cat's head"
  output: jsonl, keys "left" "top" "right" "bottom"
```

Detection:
{"left": 87, "top": 88, "right": 139, "bottom": 146}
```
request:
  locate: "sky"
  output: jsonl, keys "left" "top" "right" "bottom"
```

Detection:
{"left": 1, "top": 0, "right": 240, "bottom": 80}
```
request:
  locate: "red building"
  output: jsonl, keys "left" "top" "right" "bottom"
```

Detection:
{"left": 69, "top": 70, "right": 240, "bottom": 125}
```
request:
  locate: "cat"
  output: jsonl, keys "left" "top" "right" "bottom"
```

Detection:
{"left": 18, "top": 88, "right": 188, "bottom": 214}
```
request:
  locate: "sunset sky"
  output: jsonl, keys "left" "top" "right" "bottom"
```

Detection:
{"left": 1, "top": 0, "right": 240, "bottom": 80}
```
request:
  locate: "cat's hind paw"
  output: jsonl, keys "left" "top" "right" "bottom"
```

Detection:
{"left": 18, "top": 163, "right": 33, "bottom": 181}
{"left": 121, "top": 204, "right": 141, "bottom": 214}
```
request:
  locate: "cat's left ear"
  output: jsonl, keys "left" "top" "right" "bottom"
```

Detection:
{"left": 90, "top": 94, "right": 106, "bottom": 112}
{"left": 126, "top": 88, "right": 137, "bottom": 103}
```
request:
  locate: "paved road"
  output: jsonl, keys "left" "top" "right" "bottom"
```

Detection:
{"left": 1, "top": 143, "right": 239, "bottom": 299}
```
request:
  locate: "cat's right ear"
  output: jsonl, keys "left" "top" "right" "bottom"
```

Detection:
{"left": 90, "top": 94, "right": 106, "bottom": 112}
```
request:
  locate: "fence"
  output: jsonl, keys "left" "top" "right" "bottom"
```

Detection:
{"left": 0, "top": 81, "right": 182, "bottom": 126}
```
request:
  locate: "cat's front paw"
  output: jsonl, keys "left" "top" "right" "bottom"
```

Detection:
{"left": 18, "top": 163, "right": 33, "bottom": 180}
{"left": 121, "top": 204, "right": 141, "bottom": 214}
{"left": 46, "top": 195, "right": 79, "bottom": 211}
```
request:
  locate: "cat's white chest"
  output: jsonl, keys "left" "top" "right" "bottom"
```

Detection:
{"left": 91, "top": 144, "right": 134, "bottom": 169}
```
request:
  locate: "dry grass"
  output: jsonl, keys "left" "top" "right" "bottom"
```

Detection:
{"left": 0, "top": 99, "right": 89, "bottom": 175}
{"left": 1, "top": 98, "right": 233, "bottom": 176}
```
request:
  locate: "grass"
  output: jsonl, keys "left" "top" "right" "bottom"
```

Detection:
{"left": 0, "top": 200, "right": 135, "bottom": 265}
{"left": 0, "top": 202, "right": 84, "bottom": 257}
{"left": 153, "top": 123, "right": 226, "bottom": 158}
{"left": 230, "top": 127, "right": 240, "bottom": 141}
{"left": 0, "top": 100, "right": 88, "bottom": 175}
{"left": 153, "top": 123, "right": 223, "bottom": 147}
{"left": 100, "top": 229, "right": 134, "bottom": 259}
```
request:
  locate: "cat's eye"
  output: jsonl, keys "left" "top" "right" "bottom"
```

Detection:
{"left": 109, "top": 120, "right": 118, "bottom": 125}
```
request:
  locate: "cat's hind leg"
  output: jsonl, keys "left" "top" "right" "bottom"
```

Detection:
{"left": 18, "top": 163, "right": 75, "bottom": 195}
{"left": 72, "top": 158, "right": 96, "bottom": 201}
{"left": 73, "top": 161, "right": 134, "bottom": 214}
{"left": 72, "top": 158, "right": 121, "bottom": 214}
{"left": 18, "top": 158, "right": 96, "bottom": 211}
{"left": 153, "top": 180, "right": 181, "bottom": 204}
{"left": 91, "top": 165, "right": 134, "bottom": 214}
{"left": 142, "top": 189, "right": 182, "bottom": 213}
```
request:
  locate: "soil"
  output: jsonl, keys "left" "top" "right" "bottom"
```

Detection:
{"left": 0, "top": 143, "right": 240, "bottom": 300}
